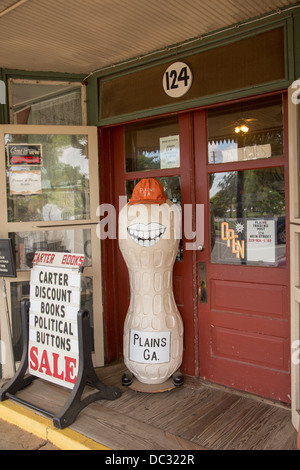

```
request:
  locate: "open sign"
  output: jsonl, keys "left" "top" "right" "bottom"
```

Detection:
{"left": 7, "top": 144, "right": 42, "bottom": 166}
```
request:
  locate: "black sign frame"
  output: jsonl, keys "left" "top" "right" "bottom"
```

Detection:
{"left": 7, "top": 143, "right": 42, "bottom": 166}
{"left": 0, "top": 300, "right": 121, "bottom": 429}
{"left": 0, "top": 239, "right": 16, "bottom": 278}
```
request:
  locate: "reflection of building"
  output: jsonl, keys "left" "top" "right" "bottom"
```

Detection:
{"left": 0, "top": 0, "right": 300, "bottom": 439}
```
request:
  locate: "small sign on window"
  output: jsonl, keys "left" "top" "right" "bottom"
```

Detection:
{"left": 7, "top": 143, "right": 42, "bottom": 166}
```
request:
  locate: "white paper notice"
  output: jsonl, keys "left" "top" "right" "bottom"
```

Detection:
{"left": 9, "top": 170, "right": 42, "bottom": 195}
{"left": 129, "top": 329, "right": 171, "bottom": 364}
{"left": 160, "top": 135, "right": 180, "bottom": 169}
{"left": 247, "top": 219, "right": 275, "bottom": 263}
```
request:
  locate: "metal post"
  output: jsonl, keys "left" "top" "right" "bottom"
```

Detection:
{"left": 2, "top": 278, "right": 15, "bottom": 374}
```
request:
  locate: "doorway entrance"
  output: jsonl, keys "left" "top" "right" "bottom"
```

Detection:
{"left": 104, "top": 91, "right": 290, "bottom": 402}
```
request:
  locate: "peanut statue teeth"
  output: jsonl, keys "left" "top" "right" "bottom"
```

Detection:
{"left": 127, "top": 223, "right": 166, "bottom": 246}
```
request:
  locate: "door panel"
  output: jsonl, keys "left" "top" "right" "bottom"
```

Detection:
{"left": 211, "top": 280, "right": 287, "bottom": 318}
{"left": 211, "top": 327, "right": 289, "bottom": 370}
{"left": 111, "top": 113, "right": 197, "bottom": 376}
{"left": 195, "top": 93, "right": 291, "bottom": 403}
{"left": 105, "top": 92, "right": 290, "bottom": 402}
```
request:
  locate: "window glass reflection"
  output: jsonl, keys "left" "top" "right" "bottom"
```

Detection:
{"left": 11, "top": 82, "right": 82, "bottom": 126}
{"left": 207, "top": 95, "right": 283, "bottom": 164}
{"left": 125, "top": 117, "right": 179, "bottom": 172}
{"left": 10, "top": 229, "right": 92, "bottom": 270}
{"left": 210, "top": 168, "right": 286, "bottom": 266}
{"left": 125, "top": 176, "right": 181, "bottom": 205}
{"left": 5, "top": 134, "right": 90, "bottom": 222}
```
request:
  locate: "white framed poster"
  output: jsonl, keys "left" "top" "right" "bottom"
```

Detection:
{"left": 129, "top": 329, "right": 171, "bottom": 364}
{"left": 9, "top": 170, "right": 42, "bottom": 195}
{"left": 160, "top": 135, "right": 180, "bottom": 169}
{"left": 247, "top": 219, "right": 275, "bottom": 263}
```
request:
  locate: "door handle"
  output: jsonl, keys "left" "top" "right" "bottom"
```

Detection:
{"left": 198, "top": 244, "right": 205, "bottom": 252}
{"left": 198, "top": 262, "right": 207, "bottom": 304}
{"left": 198, "top": 281, "right": 207, "bottom": 303}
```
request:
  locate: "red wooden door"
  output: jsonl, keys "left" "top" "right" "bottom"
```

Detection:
{"left": 194, "top": 93, "right": 291, "bottom": 402}
{"left": 101, "top": 92, "right": 290, "bottom": 402}
{"left": 110, "top": 113, "right": 197, "bottom": 376}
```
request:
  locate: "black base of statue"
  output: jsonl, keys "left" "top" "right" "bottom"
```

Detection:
{"left": 0, "top": 299, "right": 121, "bottom": 429}
{"left": 121, "top": 369, "right": 184, "bottom": 388}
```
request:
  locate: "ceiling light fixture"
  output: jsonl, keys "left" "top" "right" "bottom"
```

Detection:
{"left": 234, "top": 124, "right": 249, "bottom": 134}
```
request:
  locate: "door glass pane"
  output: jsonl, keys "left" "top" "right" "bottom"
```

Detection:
{"left": 207, "top": 95, "right": 283, "bottom": 164}
{"left": 125, "top": 117, "right": 179, "bottom": 172}
{"left": 5, "top": 134, "right": 90, "bottom": 222}
{"left": 125, "top": 176, "right": 181, "bottom": 204}
{"left": 10, "top": 228, "right": 92, "bottom": 271}
{"left": 210, "top": 168, "right": 286, "bottom": 266}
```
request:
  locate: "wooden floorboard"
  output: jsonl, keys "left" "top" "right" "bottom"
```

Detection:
{"left": 4, "top": 360, "right": 298, "bottom": 450}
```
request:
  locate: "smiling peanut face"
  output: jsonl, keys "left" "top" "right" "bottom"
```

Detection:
{"left": 127, "top": 221, "right": 166, "bottom": 247}
{"left": 119, "top": 201, "right": 181, "bottom": 252}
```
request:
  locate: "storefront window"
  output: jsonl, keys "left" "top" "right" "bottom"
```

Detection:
{"left": 209, "top": 167, "right": 286, "bottom": 266}
{"left": 5, "top": 133, "right": 90, "bottom": 222}
{"left": 125, "top": 117, "right": 179, "bottom": 172}
{"left": 9, "top": 80, "right": 84, "bottom": 125}
{"left": 10, "top": 229, "right": 92, "bottom": 271}
{"left": 0, "top": 126, "right": 103, "bottom": 375}
{"left": 207, "top": 95, "right": 284, "bottom": 164}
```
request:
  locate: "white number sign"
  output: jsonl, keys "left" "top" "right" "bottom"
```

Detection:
{"left": 163, "top": 62, "right": 192, "bottom": 98}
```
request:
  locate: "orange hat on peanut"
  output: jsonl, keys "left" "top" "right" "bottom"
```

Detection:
{"left": 128, "top": 178, "right": 168, "bottom": 205}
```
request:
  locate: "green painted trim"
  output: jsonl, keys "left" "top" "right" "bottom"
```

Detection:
{"left": 99, "top": 80, "right": 291, "bottom": 127}
{"left": 85, "top": 75, "right": 99, "bottom": 126}
{"left": 285, "top": 16, "right": 295, "bottom": 82}
{"left": 3, "top": 69, "right": 84, "bottom": 81}
{"left": 96, "top": 13, "right": 297, "bottom": 126}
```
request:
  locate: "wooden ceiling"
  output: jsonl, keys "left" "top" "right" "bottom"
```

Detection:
{"left": 0, "top": 0, "right": 299, "bottom": 75}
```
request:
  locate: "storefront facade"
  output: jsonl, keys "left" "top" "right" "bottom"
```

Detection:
{"left": 97, "top": 14, "right": 299, "bottom": 404}
{"left": 0, "top": 3, "right": 300, "bottom": 428}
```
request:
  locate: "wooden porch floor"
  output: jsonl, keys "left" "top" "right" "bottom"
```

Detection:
{"left": 4, "top": 361, "right": 298, "bottom": 450}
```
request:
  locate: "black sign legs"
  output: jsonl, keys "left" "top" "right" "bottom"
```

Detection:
{"left": 0, "top": 299, "right": 36, "bottom": 400}
{"left": 0, "top": 300, "right": 121, "bottom": 429}
{"left": 53, "top": 309, "right": 121, "bottom": 429}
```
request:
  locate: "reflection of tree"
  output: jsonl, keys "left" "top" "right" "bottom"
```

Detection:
{"left": 137, "top": 151, "right": 160, "bottom": 171}
{"left": 210, "top": 173, "right": 236, "bottom": 218}
{"left": 210, "top": 168, "right": 285, "bottom": 218}
{"left": 158, "top": 177, "right": 181, "bottom": 203}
